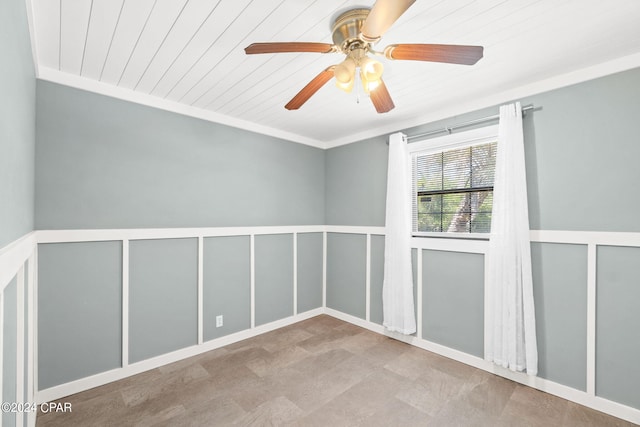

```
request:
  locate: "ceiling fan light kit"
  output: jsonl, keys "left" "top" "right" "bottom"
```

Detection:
{"left": 334, "top": 48, "right": 384, "bottom": 94}
{"left": 244, "top": 0, "right": 483, "bottom": 114}
{"left": 334, "top": 57, "right": 357, "bottom": 85}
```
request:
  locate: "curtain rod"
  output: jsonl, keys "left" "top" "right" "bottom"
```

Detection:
{"left": 405, "top": 104, "right": 535, "bottom": 142}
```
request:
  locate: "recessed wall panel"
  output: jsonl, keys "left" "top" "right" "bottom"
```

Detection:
{"left": 297, "top": 233, "right": 323, "bottom": 313}
{"left": 255, "top": 234, "right": 294, "bottom": 326}
{"left": 531, "top": 242, "right": 587, "bottom": 390}
{"left": 38, "top": 242, "right": 122, "bottom": 389}
{"left": 596, "top": 246, "right": 640, "bottom": 409}
{"left": 422, "top": 250, "right": 484, "bottom": 357}
{"left": 369, "top": 235, "right": 385, "bottom": 325}
{"left": 129, "top": 238, "right": 197, "bottom": 363}
{"left": 326, "top": 233, "right": 366, "bottom": 319}
{"left": 203, "top": 236, "right": 251, "bottom": 341}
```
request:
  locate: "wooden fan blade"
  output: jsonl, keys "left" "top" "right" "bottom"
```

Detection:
{"left": 285, "top": 67, "right": 335, "bottom": 110}
{"left": 370, "top": 79, "right": 395, "bottom": 114}
{"left": 385, "top": 44, "right": 484, "bottom": 65}
{"left": 245, "top": 42, "right": 334, "bottom": 55}
{"left": 360, "top": 0, "right": 416, "bottom": 42}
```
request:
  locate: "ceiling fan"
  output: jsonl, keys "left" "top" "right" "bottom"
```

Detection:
{"left": 244, "top": 0, "right": 483, "bottom": 114}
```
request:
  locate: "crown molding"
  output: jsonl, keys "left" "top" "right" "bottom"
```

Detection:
{"left": 324, "top": 52, "right": 640, "bottom": 148}
{"left": 37, "top": 67, "right": 326, "bottom": 149}
{"left": 36, "top": 52, "right": 640, "bottom": 151}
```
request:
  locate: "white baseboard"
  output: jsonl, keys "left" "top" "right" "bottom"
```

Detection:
{"left": 323, "top": 308, "right": 640, "bottom": 425}
{"left": 35, "top": 307, "right": 323, "bottom": 404}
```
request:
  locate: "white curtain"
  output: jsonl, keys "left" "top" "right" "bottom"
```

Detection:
{"left": 486, "top": 102, "right": 538, "bottom": 375}
{"left": 382, "top": 132, "right": 416, "bottom": 335}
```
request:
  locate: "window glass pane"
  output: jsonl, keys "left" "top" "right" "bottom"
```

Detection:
{"left": 471, "top": 191, "right": 493, "bottom": 233}
{"left": 444, "top": 193, "right": 469, "bottom": 232}
{"left": 417, "top": 195, "right": 442, "bottom": 232}
{"left": 418, "top": 194, "right": 442, "bottom": 213}
{"left": 442, "top": 148, "right": 470, "bottom": 190}
{"left": 417, "top": 213, "right": 443, "bottom": 232}
{"left": 416, "top": 152, "right": 442, "bottom": 192}
{"left": 471, "top": 143, "right": 496, "bottom": 187}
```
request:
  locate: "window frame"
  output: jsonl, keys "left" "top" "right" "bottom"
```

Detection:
{"left": 409, "top": 125, "right": 499, "bottom": 239}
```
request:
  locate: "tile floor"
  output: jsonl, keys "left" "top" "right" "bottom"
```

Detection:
{"left": 36, "top": 315, "right": 636, "bottom": 426}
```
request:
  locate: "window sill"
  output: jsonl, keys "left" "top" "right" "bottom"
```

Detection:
{"left": 411, "top": 232, "right": 489, "bottom": 240}
{"left": 411, "top": 234, "right": 489, "bottom": 253}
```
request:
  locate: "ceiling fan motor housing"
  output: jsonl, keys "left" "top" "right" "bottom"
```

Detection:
{"left": 332, "top": 8, "right": 372, "bottom": 52}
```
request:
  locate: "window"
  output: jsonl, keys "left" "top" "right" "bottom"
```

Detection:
{"left": 410, "top": 126, "right": 498, "bottom": 236}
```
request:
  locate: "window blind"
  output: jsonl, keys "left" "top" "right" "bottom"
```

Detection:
{"left": 412, "top": 142, "right": 497, "bottom": 234}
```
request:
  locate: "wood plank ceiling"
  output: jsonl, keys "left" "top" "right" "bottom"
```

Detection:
{"left": 31, "top": 0, "right": 640, "bottom": 147}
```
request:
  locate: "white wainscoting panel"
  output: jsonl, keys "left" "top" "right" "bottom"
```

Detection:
{"left": 2, "top": 226, "right": 640, "bottom": 425}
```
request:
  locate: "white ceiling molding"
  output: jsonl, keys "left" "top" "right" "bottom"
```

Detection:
{"left": 38, "top": 67, "right": 325, "bottom": 148}
{"left": 324, "top": 52, "right": 640, "bottom": 148}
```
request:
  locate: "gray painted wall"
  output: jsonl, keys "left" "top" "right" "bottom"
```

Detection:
{"left": 326, "top": 233, "right": 366, "bottom": 319}
{"left": 326, "top": 68, "right": 640, "bottom": 232}
{"left": 203, "top": 236, "right": 251, "bottom": 341}
{"left": 531, "top": 243, "right": 587, "bottom": 391}
{"left": 422, "top": 250, "right": 484, "bottom": 357}
{"left": 521, "top": 69, "right": 640, "bottom": 232}
{"left": 255, "top": 234, "right": 294, "bottom": 326}
{"left": 129, "top": 238, "right": 198, "bottom": 363}
{"left": 38, "top": 242, "right": 122, "bottom": 389}
{"left": 325, "top": 136, "right": 388, "bottom": 226}
{"left": 369, "top": 235, "right": 385, "bottom": 325}
{"left": 35, "top": 81, "right": 325, "bottom": 230}
{"left": 296, "top": 233, "right": 323, "bottom": 313}
{"left": 0, "top": 0, "right": 35, "bottom": 248}
{"left": 596, "top": 246, "right": 640, "bottom": 409}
